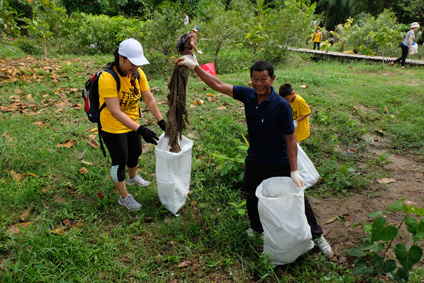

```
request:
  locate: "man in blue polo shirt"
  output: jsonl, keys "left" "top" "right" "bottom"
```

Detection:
{"left": 177, "top": 57, "right": 333, "bottom": 258}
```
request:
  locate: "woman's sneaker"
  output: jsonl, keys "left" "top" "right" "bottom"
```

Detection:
{"left": 127, "top": 174, "right": 150, "bottom": 187}
{"left": 118, "top": 194, "right": 142, "bottom": 211}
{"left": 315, "top": 236, "right": 334, "bottom": 258}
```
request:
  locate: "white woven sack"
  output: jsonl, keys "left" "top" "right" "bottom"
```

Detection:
{"left": 256, "top": 177, "right": 314, "bottom": 265}
{"left": 155, "top": 133, "right": 193, "bottom": 215}
{"left": 297, "top": 144, "right": 320, "bottom": 189}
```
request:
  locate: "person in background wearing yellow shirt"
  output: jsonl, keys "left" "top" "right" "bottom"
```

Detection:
{"left": 279, "top": 84, "right": 311, "bottom": 145}
{"left": 311, "top": 27, "right": 323, "bottom": 50}
{"left": 99, "top": 38, "right": 167, "bottom": 211}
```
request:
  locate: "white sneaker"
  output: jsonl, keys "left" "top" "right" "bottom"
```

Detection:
{"left": 316, "top": 236, "right": 334, "bottom": 258}
{"left": 127, "top": 174, "right": 150, "bottom": 187}
{"left": 118, "top": 194, "right": 142, "bottom": 211}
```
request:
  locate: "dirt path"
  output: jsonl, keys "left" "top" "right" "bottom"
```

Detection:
{"left": 309, "top": 140, "right": 424, "bottom": 267}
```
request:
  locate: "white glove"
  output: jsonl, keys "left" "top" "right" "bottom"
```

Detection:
{"left": 177, "top": 55, "right": 198, "bottom": 70}
{"left": 197, "top": 50, "right": 203, "bottom": 55}
{"left": 290, "top": 170, "right": 304, "bottom": 188}
{"left": 293, "top": 120, "right": 298, "bottom": 129}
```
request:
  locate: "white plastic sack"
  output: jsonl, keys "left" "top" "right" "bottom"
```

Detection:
{"left": 256, "top": 177, "right": 314, "bottom": 265}
{"left": 297, "top": 144, "right": 320, "bottom": 189}
{"left": 410, "top": 42, "right": 418, "bottom": 55}
{"left": 155, "top": 133, "right": 193, "bottom": 215}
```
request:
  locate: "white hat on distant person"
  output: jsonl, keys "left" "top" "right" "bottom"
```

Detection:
{"left": 410, "top": 22, "right": 420, "bottom": 29}
{"left": 118, "top": 38, "right": 149, "bottom": 66}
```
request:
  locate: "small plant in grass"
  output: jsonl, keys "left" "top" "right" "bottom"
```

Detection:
{"left": 228, "top": 200, "right": 246, "bottom": 216}
{"left": 347, "top": 198, "right": 424, "bottom": 282}
{"left": 210, "top": 134, "right": 249, "bottom": 184}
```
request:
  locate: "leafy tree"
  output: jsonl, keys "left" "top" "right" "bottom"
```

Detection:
{"left": 316, "top": 0, "right": 360, "bottom": 29}
{"left": 24, "top": 17, "right": 52, "bottom": 57}
{"left": 1, "top": 0, "right": 20, "bottom": 37}
{"left": 368, "top": 26, "right": 400, "bottom": 66}
{"left": 0, "top": 0, "right": 20, "bottom": 53}
{"left": 337, "top": 10, "right": 403, "bottom": 57}
{"left": 142, "top": 1, "right": 184, "bottom": 56}
{"left": 200, "top": 0, "right": 251, "bottom": 66}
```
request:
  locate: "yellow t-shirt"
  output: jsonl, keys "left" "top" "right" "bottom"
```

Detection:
{"left": 289, "top": 94, "right": 311, "bottom": 142}
{"left": 98, "top": 67, "right": 149, "bottom": 134}
{"left": 313, "top": 32, "right": 322, "bottom": 42}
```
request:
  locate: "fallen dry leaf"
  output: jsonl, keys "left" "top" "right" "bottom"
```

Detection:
{"left": 344, "top": 215, "right": 354, "bottom": 228}
{"left": 19, "top": 206, "right": 34, "bottom": 222}
{"left": 347, "top": 148, "right": 357, "bottom": 153}
{"left": 51, "top": 228, "right": 66, "bottom": 235}
{"left": 79, "top": 167, "right": 89, "bottom": 174}
{"left": 10, "top": 170, "right": 22, "bottom": 182}
{"left": 53, "top": 194, "right": 66, "bottom": 204}
{"left": 377, "top": 178, "right": 396, "bottom": 184}
{"left": 42, "top": 185, "right": 51, "bottom": 193}
{"left": 97, "top": 191, "right": 105, "bottom": 200}
{"left": 177, "top": 260, "right": 192, "bottom": 268}
{"left": 7, "top": 226, "right": 21, "bottom": 235}
{"left": 88, "top": 139, "right": 99, "bottom": 148}
{"left": 81, "top": 160, "right": 94, "bottom": 166}
{"left": 56, "top": 139, "right": 77, "bottom": 148}
{"left": 326, "top": 216, "right": 338, "bottom": 224}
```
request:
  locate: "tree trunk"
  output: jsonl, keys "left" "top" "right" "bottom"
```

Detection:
{"left": 43, "top": 38, "right": 48, "bottom": 58}
{"left": 367, "top": 0, "right": 374, "bottom": 14}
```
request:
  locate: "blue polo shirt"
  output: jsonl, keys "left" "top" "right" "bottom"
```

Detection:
{"left": 233, "top": 86, "right": 294, "bottom": 165}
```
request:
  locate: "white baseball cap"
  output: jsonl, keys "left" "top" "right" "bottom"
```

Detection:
{"left": 118, "top": 38, "right": 149, "bottom": 66}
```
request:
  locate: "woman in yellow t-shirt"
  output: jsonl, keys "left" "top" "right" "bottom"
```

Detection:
{"left": 99, "top": 38, "right": 167, "bottom": 211}
{"left": 311, "top": 27, "right": 323, "bottom": 50}
{"left": 279, "top": 83, "right": 311, "bottom": 144}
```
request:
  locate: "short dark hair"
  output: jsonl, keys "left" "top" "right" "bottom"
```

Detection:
{"left": 279, "top": 83, "right": 293, "bottom": 97}
{"left": 250, "top": 61, "right": 274, "bottom": 78}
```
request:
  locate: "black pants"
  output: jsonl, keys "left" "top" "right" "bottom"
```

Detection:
{"left": 243, "top": 156, "right": 323, "bottom": 239}
{"left": 393, "top": 43, "right": 409, "bottom": 67}
{"left": 313, "top": 42, "right": 320, "bottom": 50}
{"left": 101, "top": 130, "right": 142, "bottom": 182}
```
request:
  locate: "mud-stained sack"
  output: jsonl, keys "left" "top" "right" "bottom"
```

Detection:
{"left": 155, "top": 133, "right": 193, "bottom": 215}
{"left": 297, "top": 144, "right": 320, "bottom": 190}
{"left": 256, "top": 177, "right": 314, "bottom": 265}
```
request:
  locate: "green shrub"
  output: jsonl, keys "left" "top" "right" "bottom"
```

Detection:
{"left": 15, "top": 37, "right": 43, "bottom": 55}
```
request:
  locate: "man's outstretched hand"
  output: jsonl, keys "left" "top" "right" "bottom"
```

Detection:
{"left": 176, "top": 56, "right": 198, "bottom": 70}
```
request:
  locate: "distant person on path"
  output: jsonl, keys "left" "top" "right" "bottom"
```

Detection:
{"left": 183, "top": 12, "right": 189, "bottom": 26}
{"left": 389, "top": 22, "right": 420, "bottom": 69}
{"left": 181, "top": 25, "right": 203, "bottom": 76}
{"left": 279, "top": 84, "right": 311, "bottom": 145}
{"left": 99, "top": 38, "right": 167, "bottom": 211}
{"left": 177, "top": 57, "right": 334, "bottom": 258}
{"left": 311, "top": 27, "right": 323, "bottom": 50}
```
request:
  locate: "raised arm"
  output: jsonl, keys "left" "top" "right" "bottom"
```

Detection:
{"left": 177, "top": 56, "right": 233, "bottom": 97}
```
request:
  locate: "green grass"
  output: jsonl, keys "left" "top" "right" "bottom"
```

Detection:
{"left": 1, "top": 52, "right": 423, "bottom": 282}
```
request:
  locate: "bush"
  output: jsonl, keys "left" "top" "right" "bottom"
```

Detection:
{"left": 142, "top": 51, "right": 173, "bottom": 79}
{"left": 15, "top": 38, "right": 42, "bottom": 55}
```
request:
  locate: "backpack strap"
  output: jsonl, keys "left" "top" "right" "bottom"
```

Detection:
{"left": 97, "top": 68, "right": 121, "bottom": 157}
{"left": 132, "top": 69, "right": 142, "bottom": 119}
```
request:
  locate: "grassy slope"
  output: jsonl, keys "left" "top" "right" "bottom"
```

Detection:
{"left": 0, "top": 53, "right": 423, "bottom": 282}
